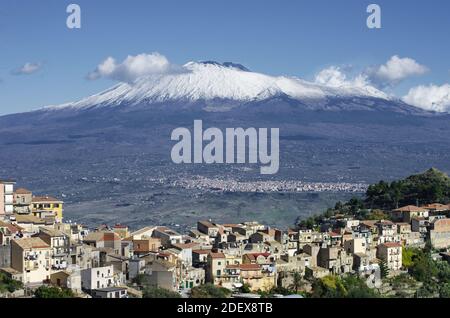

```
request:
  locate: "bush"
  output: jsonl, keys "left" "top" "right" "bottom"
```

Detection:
{"left": 0, "top": 272, "right": 23, "bottom": 293}
{"left": 190, "top": 284, "right": 231, "bottom": 298}
{"left": 311, "top": 275, "right": 379, "bottom": 298}
{"left": 143, "top": 286, "right": 181, "bottom": 298}
{"left": 34, "top": 286, "right": 74, "bottom": 298}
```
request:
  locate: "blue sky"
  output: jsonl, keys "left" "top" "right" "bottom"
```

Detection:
{"left": 0, "top": 0, "right": 449, "bottom": 115}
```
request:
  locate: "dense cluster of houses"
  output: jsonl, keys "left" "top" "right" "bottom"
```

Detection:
{"left": 0, "top": 179, "right": 450, "bottom": 298}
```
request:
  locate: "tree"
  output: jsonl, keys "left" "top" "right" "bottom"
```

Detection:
{"left": 379, "top": 259, "right": 390, "bottom": 279}
{"left": 310, "top": 275, "right": 378, "bottom": 298}
{"left": 143, "top": 286, "right": 181, "bottom": 298}
{"left": 34, "top": 286, "right": 74, "bottom": 298}
{"left": 132, "top": 273, "right": 152, "bottom": 287}
{"left": 190, "top": 284, "right": 231, "bottom": 298}
{"left": 0, "top": 272, "right": 23, "bottom": 293}
{"left": 289, "top": 271, "right": 304, "bottom": 293}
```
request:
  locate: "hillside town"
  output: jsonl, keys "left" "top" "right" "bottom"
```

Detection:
{"left": 1, "top": 178, "right": 450, "bottom": 298}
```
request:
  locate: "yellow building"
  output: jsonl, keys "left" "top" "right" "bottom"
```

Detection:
{"left": 32, "top": 196, "right": 64, "bottom": 222}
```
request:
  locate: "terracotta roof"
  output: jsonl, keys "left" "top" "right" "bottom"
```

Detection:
{"left": 84, "top": 231, "right": 120, "bottom": 242}
{"left": 113, "top": 224, "right": 128, "bottom": 229}
{"left": 13, "top": 237, "right": 50, "bottom": 249}
{"left": 38, "top": 227, "right": 66, "bottom": 237}
{"left": 14, "top": 188, "right": 32, "bottom": 194}
{"left": 192, "top": 249, "right": 211, "bottom": 255}
{"left": 245, "top": 252, "right": 271, "bottom": 260}
{"left": 239, "top": 264, "right": 261, "bottom": 271}
{"left": 209, "top": 252, "right": 225, "bottom": 259}
{"left": 172, "top": 242, "right": 198, "bottom": 249}
{"left": 360, "top": 220, "right": 377, "bottom": 227}
{"left": 421, "top": 203, "right": 450, "bottom": 210}
{"left": 198, "top": 220, "right": 217, "bottom": 228}
{"left": 0, "top": 221, "right": 23, "bottom": 233}
{"left": 380, "top": 242, "right": 402, "bottom": 248}
{"left": 14, "top": 214, "right": 46, "bottom": 224}
{"left": 32, "top": 196, "right": 63, "bottom": 203}
{"left": 393, "top": 205, "right": 427, "bottom": 213}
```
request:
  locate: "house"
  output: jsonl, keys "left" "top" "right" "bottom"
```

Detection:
{"left": 180, "top": 266, "right": 205, "bottom": 290}
{"left": 206, "top": 252, "right": 226, "bottom": 283}
{"left": 428, "top": 218, "right": 450, "bottom": 249}
{"left": 197, "top": 220, "right": 220, "bottom": 237}
{"left": 35, "top": 227, "right": 70, "bottom": 270}
{"left": 50, "top": 270, "right": 82, "bottom": 294}
{"left": 31, "top": 196, "right": 64, "bottom": 223}
{"left": 375, "top": 220, "right": 400, "bottom": 244}
{"left": 192, "top": 249, "right": 211, "bottom": 267}
{"left": 13, "top": 188, "right": 32, "bottom": 214}
{"left": 377, "top": 242, "right": 402, "bottom": 272}
{"left": 112, "top": 224, "right": 129, "bottom": 239}
{"left": 130, "top": 226, "right": 157, "bottom": 240}
{"left": 0, "top": 220, "right": 24, "bottom": 246}
{"left": 10, "top": 237, "right": 52, "bottom": 285}
{"left": 12, "top": 214, "right": 50, "bottom": 233}
{"left": 0, "top": 179, "right": 15, "bottom": 217}
{"left": 144, "top": 259, "right": 178, "bottom": 291}
{"left": 303, "top": 244, "right": 320, "bottom": 267}
{"left": 249, "top": 231, "right": 272, "bottom": 244}
{"left": 239, "top": 263, "right": 276, "bottom": 292}
{"left": 83, "top": 231, "right": 121, "bottom": 254}
{"left": 421, "top": 203, "right": 450, "bottom": 213}
{"left": 91, "top": 286, "right": 128, "bottom": 298}
{"left": 215, "top": 264, "right": 242, "bottom": 289}
{"left": 318, "top": 246, "right": 353, "bottom": 275}
{"left": 81, "top": 265, "right": 120, "bottom": 291}
{"left": 344, "top": 237, "right": 367, "bottom": 255}
{"left": 411, "top": 217, "right": 428, "bottom": 236}
{"left": 391, "top": 205, "right": 429, "bottom": 223}
{"left": 152, "top": 227, "right": 183, "bottom": 248}
{"left": 305, "top": 266, "right": 329, "bottom": 279}
{"left": 131, "top": 237, "right": 161, "bottom": 255}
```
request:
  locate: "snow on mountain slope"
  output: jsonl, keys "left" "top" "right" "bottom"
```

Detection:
{"left": 45, "top": 61, "right": 390, "bottom": 111}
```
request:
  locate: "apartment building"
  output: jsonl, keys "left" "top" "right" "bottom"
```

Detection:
{"left": 377, "top": 242, "right": 402, "bottom": 271}
{"left": 0, "top": 179, "right": 15, "bottom": 217}
{"left": 11, "top": 237, "right": 52, "bottom": 285}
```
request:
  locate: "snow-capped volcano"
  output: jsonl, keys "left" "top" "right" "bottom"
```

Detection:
{"left": 45, "top": 61, "right": 390, "bottom": 111}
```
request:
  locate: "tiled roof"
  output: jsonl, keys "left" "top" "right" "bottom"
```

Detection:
{"left": 13, "top": 237, "right": 50, "bottom": 249}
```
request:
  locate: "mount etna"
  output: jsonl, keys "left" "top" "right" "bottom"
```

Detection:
{"left": 0, "top": 61, "right": 449, "bottom": 229}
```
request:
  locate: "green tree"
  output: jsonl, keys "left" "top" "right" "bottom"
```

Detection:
{"left": 143, "top": 286, "right": 181, "bottom": 298}
{"left": 190, "top": 284, "right": 231, "bottom": 298}
{"left": 379, "top": 259, "right": 390, "bottom": 279}
{"left": 34, "top": 286, "right": 74, "bottom": 298}
{"left": 289, "top": 271, "right": 304, "bottom": 293}
{"left": 0, "top": 272, "right": 23, "bottom": 293}
{"left": 310, "top": 275, "right": 378, "bottom": 298}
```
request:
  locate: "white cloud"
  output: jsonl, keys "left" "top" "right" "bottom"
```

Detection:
{"left": 369, "top": 55, "right": 428, "bottom": 85}
{"left": 87, "top": 52, "right": 182, "bottom": 82}
{"left": 402, "top": 84, "right": 450, "bottom": 112}
{"left": 12, "top": 62, "right": 42, "bottom": 75}
{"left": 314, "top": 66, "right": 370, "bottom": 88}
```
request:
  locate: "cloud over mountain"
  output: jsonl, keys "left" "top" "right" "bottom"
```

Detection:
{"left": 402, "top": 84, "right": 450, "bottom": 113}
{"left": 87, "top": 52, "right": 183, "bottom": 82}
{"left": 368, "top": 55, "right": 428, "bottom": 86}
{"left": 314, "top": 66, "right": 370, "bottom": 89}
